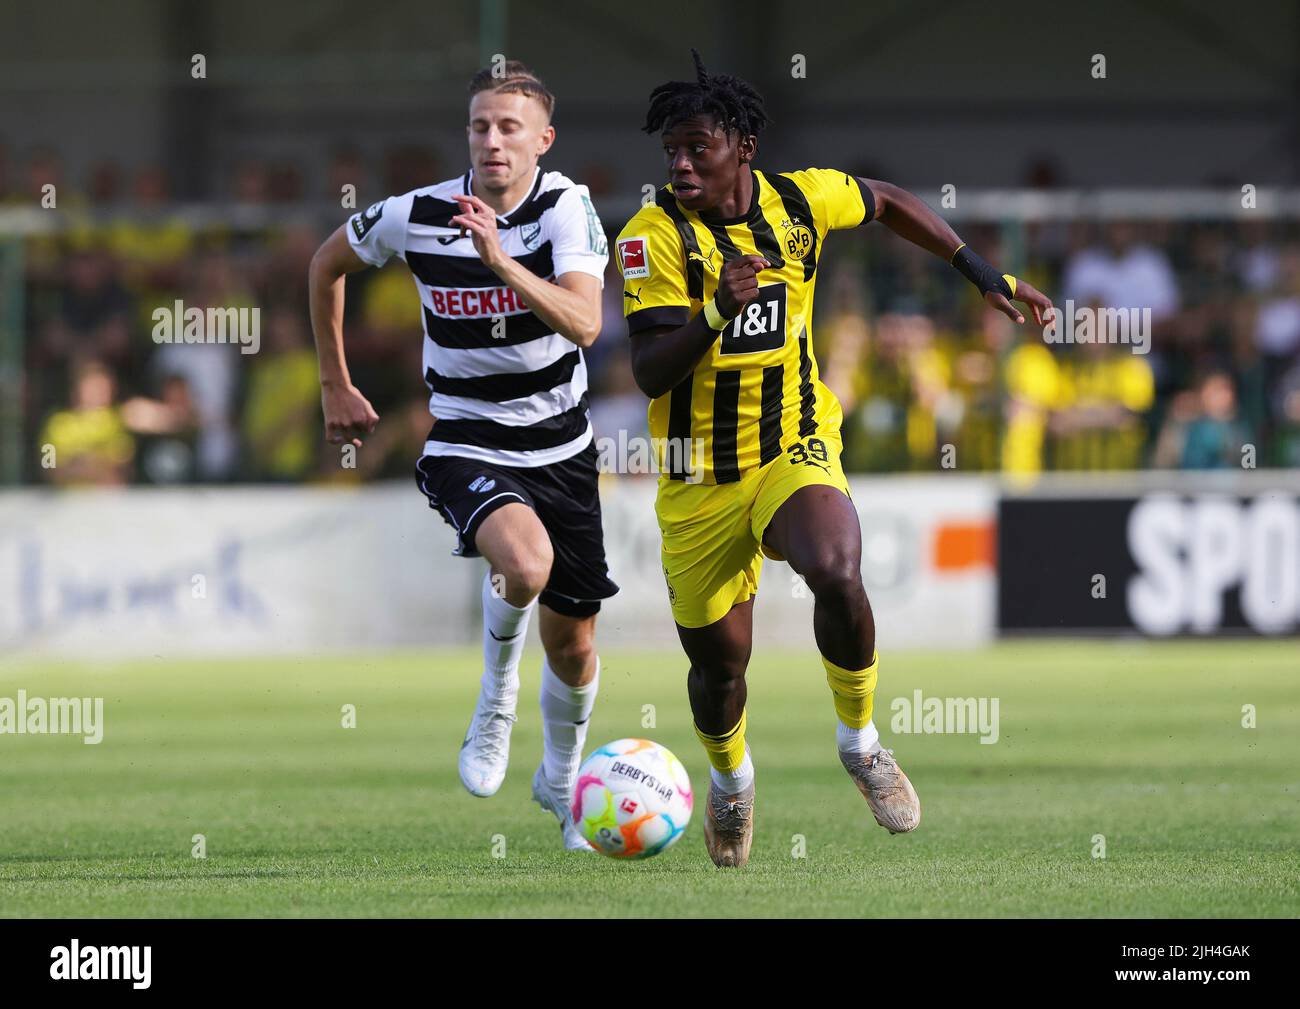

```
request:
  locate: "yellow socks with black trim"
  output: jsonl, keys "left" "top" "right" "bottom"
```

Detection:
{"left": 824, "top": 651, "right": 882, "bottom": 755}
{"left": 694, "top": 709, "right": 754, "bottom": 795}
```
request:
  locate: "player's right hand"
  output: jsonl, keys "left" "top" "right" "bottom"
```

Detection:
{"left": 985, "top": 277, "right": 1054, "bottom": 327}
{"left": 715, "top": 255, "right": 769, "bottom": 318}
{"left": 322, "top": 381, "right": 380, "bottom": 446}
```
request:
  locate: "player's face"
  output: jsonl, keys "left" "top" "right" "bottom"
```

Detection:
{"left": 661, "top": 115, "right": 751, "bottom": 213}
{"left": 467, "top": 91, "right": 555, "bottom": 193}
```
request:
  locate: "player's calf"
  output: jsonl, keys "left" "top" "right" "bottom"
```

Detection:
{"left": 677, "top": 609, "right": 756, "bottom": 865}
{"left": 537, "top": 610, "right": 600, "bottom": 799}
{"left": 766, "top": 484, "right": 875, "bottom": 669}
{"left": 457, "top": 509, "right": 554, "bottom": 798}
{"left": 797, "top": 549, "right": 875, "bottom": 671}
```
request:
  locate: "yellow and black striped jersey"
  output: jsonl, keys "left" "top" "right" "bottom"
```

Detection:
{"left": 617, "top": 167, "right": 874, "bottom": 484}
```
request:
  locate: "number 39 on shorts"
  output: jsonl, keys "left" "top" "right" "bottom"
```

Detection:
{"left": 787, "top": 437, "right": 830, "bottom": 468}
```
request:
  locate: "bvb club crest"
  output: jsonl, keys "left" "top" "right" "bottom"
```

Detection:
{"left": 782, "top": 221, "right": 814, "bottom": 261}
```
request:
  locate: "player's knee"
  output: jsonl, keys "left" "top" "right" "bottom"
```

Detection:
{"left": 692, "top": 651, "right": 749, "bottom": 690}
{"left": 497, "top": 541, "right": 553, "bottom": 601}
{"left": 799, "top": 548, "right": 864, "bottom": 606}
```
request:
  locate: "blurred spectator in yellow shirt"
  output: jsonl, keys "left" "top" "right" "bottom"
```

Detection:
{"left": 106, "top": 166, "right": 194, "bottom": 295}
{"left": 839, "top": 311, "right": 951, "bottom": 472}
{"left": 1051, "top": 340, "right": 1155, "bottom": 470}
{"left": 242, "top": 306, "right": 322, "bottom": 481}
{"left": 39, "top": 360, "right": 134, "bottom": 486}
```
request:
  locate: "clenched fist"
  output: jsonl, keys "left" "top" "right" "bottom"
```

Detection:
{"left": 715, "top": 255, "right": 770, "bottom": 318}
{"left": 322, "top": 380, "right": 380, "bottom": 447}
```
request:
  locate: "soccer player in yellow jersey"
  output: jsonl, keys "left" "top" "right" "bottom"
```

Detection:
{"left": 617, "top": 53, "right": 1053, "bottom": 867}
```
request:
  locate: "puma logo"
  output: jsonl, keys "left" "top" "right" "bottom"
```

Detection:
{"left": 688, "top": 246, "right": 719, "bottom": 273}
{"left": 623, "top": 288, "right": 643, "bottom": 305}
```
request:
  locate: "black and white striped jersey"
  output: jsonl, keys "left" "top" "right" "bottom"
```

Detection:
{"left": 347, "top": 167, "right": 609, "bottom": 467}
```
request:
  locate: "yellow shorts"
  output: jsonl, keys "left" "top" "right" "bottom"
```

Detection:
{"left": 656, "top": 429, "right": 852, "bottom": 629}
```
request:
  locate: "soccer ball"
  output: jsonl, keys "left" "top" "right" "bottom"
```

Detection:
{"left": 572, "top": 738, "right": 693, "bottom": 859}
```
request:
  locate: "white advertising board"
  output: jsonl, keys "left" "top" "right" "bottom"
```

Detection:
{"left": 0, "top": 475, "right": 996, "bottom": 657}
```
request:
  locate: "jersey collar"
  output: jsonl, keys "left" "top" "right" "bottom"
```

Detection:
{"left": 463, "top": 166, "right": 543, "bottom": 225}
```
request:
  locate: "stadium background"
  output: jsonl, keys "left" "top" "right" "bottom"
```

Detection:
{"left": 3, "top": 0, "right": 1298, "bottom": 653}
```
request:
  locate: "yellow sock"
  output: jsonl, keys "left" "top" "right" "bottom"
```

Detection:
{"left": 823, "top": 651, "right": 879, "bottom": 729}
{"left": 693, "top": 709, "right": 748, "bottom": 773}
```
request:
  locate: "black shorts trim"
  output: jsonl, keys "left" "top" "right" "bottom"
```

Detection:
{"left": 538, "top": 590, "right": 602, "bottom": 619}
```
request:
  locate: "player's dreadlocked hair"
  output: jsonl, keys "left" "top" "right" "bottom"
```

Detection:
{"left": 642, "top": 49, "right": 769, "bottom": 138}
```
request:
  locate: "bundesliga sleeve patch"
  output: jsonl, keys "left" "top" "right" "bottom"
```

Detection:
{"left": 351, "top": 200, "right": 384, "bottom": 241}
{"left": 618, "top": 236, "right": 650, "bottom": 279}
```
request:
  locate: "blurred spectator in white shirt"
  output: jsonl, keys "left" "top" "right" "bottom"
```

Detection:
{"left": 1062, "top": 222, "right": 1180, "bottom": 319}
{"left": 1252, "top": 245, "right": 1300, "bottom": 359}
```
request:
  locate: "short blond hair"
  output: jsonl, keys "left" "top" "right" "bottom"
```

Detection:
{"left": 467, "top": 60, "right": 555, "bottom": 120}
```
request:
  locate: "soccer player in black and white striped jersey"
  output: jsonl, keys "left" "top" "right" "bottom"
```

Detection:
{"left": 308, "top": 62, "right": 617, "bottom": 851}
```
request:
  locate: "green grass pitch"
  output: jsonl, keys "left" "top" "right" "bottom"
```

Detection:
{"left": 1, "top": 640, "right": 1296, "bottom": 918}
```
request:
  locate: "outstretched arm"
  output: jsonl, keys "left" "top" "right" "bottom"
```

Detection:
{"left": 859, "top": 178, "right": 1053, "bottom": 326}
{"left": 308, "top": 225, "right": 381, "bottom": 446}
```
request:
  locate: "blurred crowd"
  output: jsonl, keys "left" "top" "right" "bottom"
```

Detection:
{"left": 814, "top": 217, "right": 1300, "bottom": 477}
{"left": 5, "top": 142, "right": 1299, "bottom": 486}
{"left": 8, "top": 142, "right": 458, "bottom": 486}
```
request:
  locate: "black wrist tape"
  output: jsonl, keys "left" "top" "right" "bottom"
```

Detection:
{"left": 951, "top": 244, "right": 1013, "bottom": 299}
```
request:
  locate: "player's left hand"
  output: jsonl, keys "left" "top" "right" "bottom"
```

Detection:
{"left": 985, "top": 279, "right": 1053, "bottom": 327}
{"left": 450, "top": 194, "right": 506, "bottom": 270}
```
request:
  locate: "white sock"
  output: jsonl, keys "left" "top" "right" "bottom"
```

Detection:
{"left": 837, "top": 719, "right": 881, "bottom": 756}
{"left": 710, "top": 747, "right": 754, "bottom": 796}
{"left": 539, "top": 655, "right": 599, "bottom": 793}
{"left": 481, "top": 572, "right": 534, "bottom": 708}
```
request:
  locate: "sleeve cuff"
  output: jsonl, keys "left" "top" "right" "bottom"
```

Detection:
{"left": 626, "top": 305, "right": 690, "bottom": 334}
{"left": 346, "top": 231, "right": 386, "bottom": 267}
{"left": 854, "top": 177, "right": 876, "bottom": 225}
{"left": 553, "top": 253, "right": 609, "bottom": 283}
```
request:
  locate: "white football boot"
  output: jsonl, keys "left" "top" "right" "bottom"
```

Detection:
{"left": 458, "top": 692, "right": 517, "bottom": 798}
{"left": 531, "top": 764, "right": 594, "bottom": 852}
